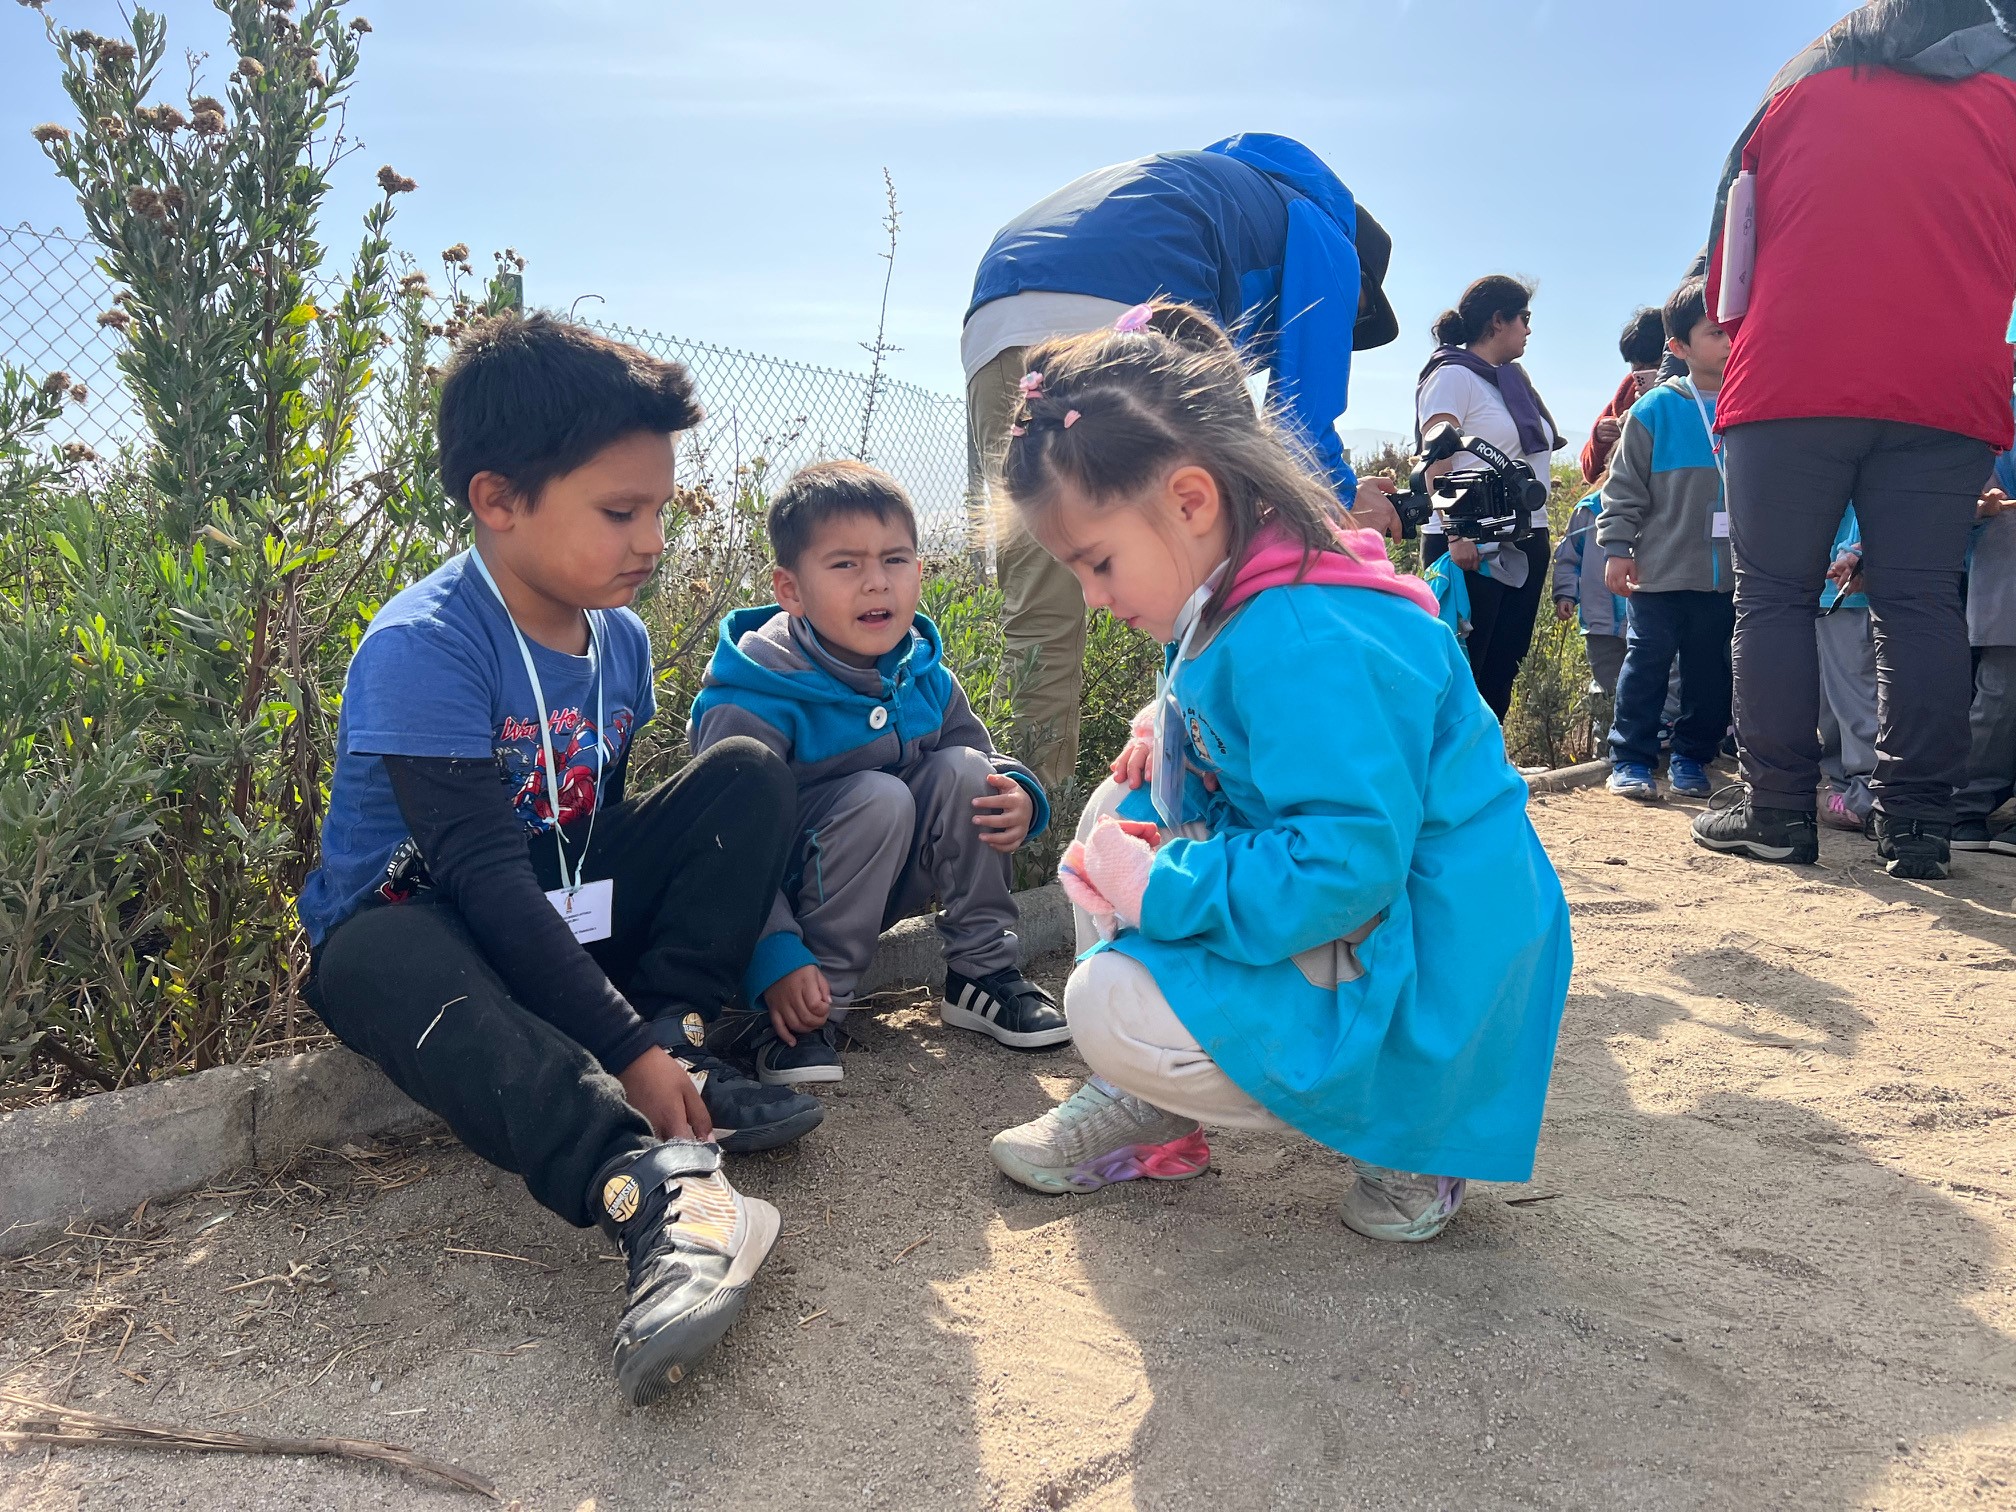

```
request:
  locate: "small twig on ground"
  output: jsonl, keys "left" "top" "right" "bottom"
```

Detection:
{"left": 444, "top": 1247, "right": 555, "bottom": 1273}
{"left": 796, "top": 1310, "right": 829, "bottom": 1328}
{"left": 0, "top": 1390, "right": 495, "bottom": 1497}
{"left": 891, "top": 1234, "right": 932, "bottom": 1264}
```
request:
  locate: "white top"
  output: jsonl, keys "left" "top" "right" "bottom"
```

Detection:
{"left": 960, "top": 292, "right": 1136, "bottom": 383}
{"left": 1414, "top": 364, "right": 1556, "bottom": 532}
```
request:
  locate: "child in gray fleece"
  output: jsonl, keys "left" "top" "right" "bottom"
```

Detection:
{"left": 688, "top": 461, "right": 1068, "bottom": 1086}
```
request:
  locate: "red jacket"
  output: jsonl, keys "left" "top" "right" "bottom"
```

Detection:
{"left": 1579, "top": 371, "right": 1641, "bottom": 483}
{"left": 1709, "top": 64, "right": 2016, "bottom": 450}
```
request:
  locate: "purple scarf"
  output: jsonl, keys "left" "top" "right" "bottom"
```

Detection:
{"left": 1418, "top": 346, "right": 1564, "bottom": 457}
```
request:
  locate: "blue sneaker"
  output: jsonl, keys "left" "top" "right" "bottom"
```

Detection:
{"left": 1607, "top": 761, "right": 1659, "bottom": 800}
{"left": 1667, "top": 756, "right": 1713, "bottom": 797}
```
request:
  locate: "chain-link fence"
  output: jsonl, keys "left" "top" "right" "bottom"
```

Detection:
{"left": 0, "top": 221, "right": 972, "bottom": 545}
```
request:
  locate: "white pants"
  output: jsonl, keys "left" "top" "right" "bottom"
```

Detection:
{"left": 1064, "top": 779, "right": 1289, "bottom": 1132}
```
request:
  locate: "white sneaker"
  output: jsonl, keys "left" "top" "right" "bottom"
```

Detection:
{"left": 989, "top": 1078, "right": 1209, "bottom": 1195}
{"left": 1339, "top": 1158, "right": 1467, "bottom": 1243}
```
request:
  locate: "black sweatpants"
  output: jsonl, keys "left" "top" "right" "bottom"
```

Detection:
{"left": 1723, "top": 418, "right": 1993, "bottom": 821}
{"left": 1426, "top": 530, "right": 1552, "bottom": 720}
{"left": 307, "top": 741, "right": 796, "bottom": 1227}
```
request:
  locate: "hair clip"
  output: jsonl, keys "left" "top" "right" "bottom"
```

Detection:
{"left": 1062, "top": 410, "right": 1081, "bottom": 429}
{"left": 1114, "top": 304, "right": 1153, "bottom": 334}
{"left": 1018, "top": 371, "right": 1045, "bottom": 400}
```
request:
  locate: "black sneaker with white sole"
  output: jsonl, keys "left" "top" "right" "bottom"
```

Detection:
{"left": 646, "top": 1020, "right": 824, "bottom": 1153}
{"left": 1689, "top": 787, "right": 1819, "bottom": 864}
{"left": 941, "top": 967, "right": 1070, "bottom": 1049}
{"left": 1952, "top": 819, "right": 1994, "bottom": 852}
{"left": 593, "top": 1139, "right": 779, "bottom": 1407}
{"left": 1871, "top": 811, "right": 1952, "bottom": 880}
{"left": 753, "top": 1022, "right": 843, "bottom": 1086}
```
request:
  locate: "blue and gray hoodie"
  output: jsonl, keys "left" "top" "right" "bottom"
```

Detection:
{"left": 688, "top": 606, "right": 1048, "bottom": 1001}
{"left": 1595, "top": 377, "right": 1732, "bottom": 594}
{"left": 1551, "top": 492, "right": 1629, "bottom": 637}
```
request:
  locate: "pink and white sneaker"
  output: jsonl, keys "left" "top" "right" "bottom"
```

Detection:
{"left": 1818, "top": 790, "right": 1865, "bottom": 833}
{"left": 989, "top": 1078, "right": 1209, "bottom": 1195}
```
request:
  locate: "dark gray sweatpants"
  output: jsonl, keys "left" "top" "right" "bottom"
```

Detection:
{"left": 1724, "top": 418, "right": 1994, "bottom": 822}
{"left": 780, "top": 745, "right": 1021, "bottom": 1017}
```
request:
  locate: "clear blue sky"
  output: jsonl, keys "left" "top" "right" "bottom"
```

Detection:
{"left": 3, "top": 1, "right": 1845, "bottom": 444}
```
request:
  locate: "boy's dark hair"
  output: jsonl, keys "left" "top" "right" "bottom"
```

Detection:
{"left": 1663, "top": 278, "right": 1711, "bottom": 345}
{"left": 1619, "top": 307, "right": 1667, "bottom": 368}
{"left": 437, "top": 311, "right": 702, "bottom": 509}
{"left": 767, "top": 460, "right": 918, "bottom": 568}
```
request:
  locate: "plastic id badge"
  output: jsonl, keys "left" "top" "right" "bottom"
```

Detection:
{"left": 1150, "top": 689, "right": 1186, "bottom": 829}
{"left": 1712, "top": 512, "right": 1731, "bottom": 538}
{"left": 547, "top": 876, "right": 614, "bottom": 943}
{"left": 1717, "top": 171, "right": 1756, "bottom": 323}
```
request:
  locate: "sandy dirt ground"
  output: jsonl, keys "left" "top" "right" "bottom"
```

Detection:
{"left": 3, "top": 786, "right": 2015, "bottom": 1512}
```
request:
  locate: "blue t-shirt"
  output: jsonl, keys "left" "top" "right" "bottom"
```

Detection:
{"left": 298, "top": 550, "right": 656, "bottom": 946}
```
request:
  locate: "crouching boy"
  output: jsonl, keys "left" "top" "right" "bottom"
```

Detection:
{"left": 300, "top": 313, "right": 817, "bottom": 1406}
{"left": 690, "top": 460, "right": 1069, "bottom": 1085}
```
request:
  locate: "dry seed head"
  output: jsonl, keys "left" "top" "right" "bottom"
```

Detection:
{"left": 69, "top": 384, "right": 88, "bottom": 404}
{"left": 96, "top": 308, "right": 132, "bottom": 330}
{"left": 126, "top": 185, "right": 165, "bottom": 219}
{"left": 236, "top": 56, "right": 265, "bottom": 79}
{"left": 31, "top": 122, "right": 70, "bottom": 145}
{"left": 307, "top": 61, "right": 326, "bottom": 86}
{"left": 67, "top": 29, "right": 101, "bottom": 48}
{"left": 41, "top": 371, "right": 72, "bottom": 396}
{"left": 144, "top": 105, "right": 187, "bottom": 132}
{"left": 397, "top": 272, "right": 431, "bottom": 294}
{"left": 96, "top": 37, "right": 136, "bottom": 65}
{"left": 349, "top": 15, "right": 372, "bottom": 31}
{"left": 95, "top": 114, "right": 129, "bottom": 140}
{"left": 441, "top": 242, "right": 470, "bottom": 265}
{"left": 61, "top": 443, "right": 99, "bottom": 464}
{"left": 375, "top": 164, "right": 416, "bottom": 195}
{"left": 160, "top": 186, "right": 185, "bottom": 213}
{"left": 191, "top": 109, "right": 226, "bottom": 136}
{"left": 189, "top": 94, "right": 225, "bottom": 115}
{"left": 266, "top": 0, "right": 295, "bottom": 11}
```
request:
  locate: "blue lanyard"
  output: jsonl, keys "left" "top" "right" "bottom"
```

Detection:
{"left": 465, "top": 548, "right": 606, "bottom": 895}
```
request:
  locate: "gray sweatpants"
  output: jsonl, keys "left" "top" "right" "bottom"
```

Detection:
{"left": 1724, "top": 418, "right": 1993, "bottom": 820}
{"left": 1816, "top": 606, "right": 1878, "bottom": 819}
{"left": 1956, "top": 646, "right": 2016, "bottom": 825}
{"left": 782, "top": 745, "right": 1020, "bottom": 1018}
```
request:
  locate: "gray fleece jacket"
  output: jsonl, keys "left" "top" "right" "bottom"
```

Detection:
{"left": 1595, "top": 376, "right": 1732, "bottom": 594}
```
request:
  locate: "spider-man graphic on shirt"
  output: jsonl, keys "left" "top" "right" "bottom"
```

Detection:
{"left": 504, "top": 706, "right": 636, "bottom": 832}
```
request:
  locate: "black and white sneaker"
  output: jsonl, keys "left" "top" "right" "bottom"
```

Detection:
{"left": 593, "top": 1140, "right": 779, "bottom": 1407}
{"left": 941, "top": 967, "right": 1070, "bottom": 1049}
{"left": 1871, "top": 811, "right": 1952, "bottom": 880}
{"left": 647, "top": 1018, "right": 824, "bottom": 1152}
{"left": 700, "top": 1008, "right": 844, "bottom": 1088}
{"left": 1689, "top": 786, "right": 1819, "bottom": 864}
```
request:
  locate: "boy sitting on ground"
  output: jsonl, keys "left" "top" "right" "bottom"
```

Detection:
{"left": 1598, "top": 278, "right": 1735, "bottom": 803}
{"left": 689, "top": 460, "right": 1068, "bottom": 1085}
{"left": 300, "top": 312, "right": 817, "bottom": 1406}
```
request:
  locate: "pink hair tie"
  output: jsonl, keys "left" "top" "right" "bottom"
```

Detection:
{"left": 1114, "top": 304, "right": 1153, "bottom": 333}
{"left": 1017, "top": 371, "right": 1045, "bottom": 399}
{"left": 1062, "top": 410, "right": 1081, "bottom": 429}
{"left": 1008, "top": 424, "right": 1026, "bottom": 438}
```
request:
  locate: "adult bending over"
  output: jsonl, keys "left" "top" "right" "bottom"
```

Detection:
{"left": 1415, "top": 275, "right": 1566, "bottom": 719}
{"left": 1690, "top": 0, "right": 2016, "bottom": 880}
{"left": 963, "top": 134, "right": 1399, "bottom": 792}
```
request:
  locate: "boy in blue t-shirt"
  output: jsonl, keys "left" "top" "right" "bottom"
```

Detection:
{"left": 300, "top": 313, "right": 807, "bottom": 1406}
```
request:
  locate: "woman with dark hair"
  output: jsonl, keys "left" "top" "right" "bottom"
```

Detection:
{"left": 1414, "top": 275, "right": 1566, "bottom": 719}
{"left": 1689, "top": 0, "right": 2016, "bottom": 880}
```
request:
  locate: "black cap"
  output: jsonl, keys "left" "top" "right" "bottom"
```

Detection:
{"left": 1352, "top": 205, "right": 1399, "bottom": 351}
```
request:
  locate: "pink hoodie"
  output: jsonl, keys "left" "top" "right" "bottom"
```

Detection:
{"left": 1220, "top": 523, "right": 1439, "bottom": 618}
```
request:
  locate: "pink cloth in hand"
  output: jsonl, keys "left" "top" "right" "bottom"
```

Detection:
{"left": 1058, "top": 839, "right": 1118, "bottom": 924}
{"left": 1081, "top": 818, "right": 1155, "bottom": 928}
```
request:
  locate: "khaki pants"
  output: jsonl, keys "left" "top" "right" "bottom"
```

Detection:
{"left": 966, "top": 345, "right": 1088, "bottom": 795}
{"left": 1061, "top": 779, "right": 1289, "bottom": 1132}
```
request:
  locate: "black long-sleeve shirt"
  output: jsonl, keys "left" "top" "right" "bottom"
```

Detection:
{"left": 382, "top": 754, "right": 655, "bottom": 1075}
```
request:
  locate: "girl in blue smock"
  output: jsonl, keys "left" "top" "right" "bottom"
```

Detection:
{"left": 986, "top": 301, "right": 1572, "bottom": 1242}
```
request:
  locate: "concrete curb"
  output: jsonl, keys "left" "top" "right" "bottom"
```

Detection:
{"left": 1524, "top": 758, "right": 1612, "bottom": 796}
{"left": 0, "top": 885, "right": 1073, "bottom": 1257}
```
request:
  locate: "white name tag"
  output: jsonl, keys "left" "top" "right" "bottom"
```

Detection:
{"left": 546, "top": 876, "right": 614, "bottom": 943}
{"left": 1711, "top": 512, "right": 1731, "bottom": 538}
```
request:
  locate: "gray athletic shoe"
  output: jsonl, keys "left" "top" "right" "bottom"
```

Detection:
{"left": 593, "top": 1140, "right": 780, "bottom": 1406}
{"left": 989, "top": 1077, "right": 1210, "bottom": 1194}
{"left": 1339, "top": 1158, "right": 1467, "bottom": 1243}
